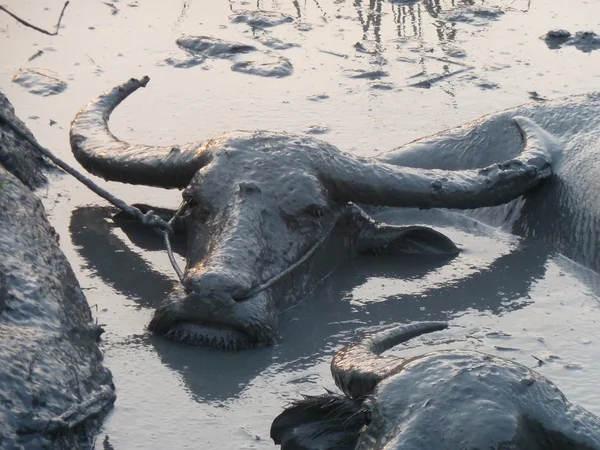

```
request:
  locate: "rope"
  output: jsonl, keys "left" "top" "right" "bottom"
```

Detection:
{"left": 0, "top": 110, "right": 185, "bottom": 281}
{"left": 245, "top": 215, "right": 338, "bottom": 298}
{"left": 163, "top": 202, "right": 187, "bottom": 281}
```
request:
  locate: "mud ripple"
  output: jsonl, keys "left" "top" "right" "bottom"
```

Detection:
{"left": 305, "top": 125, "right": 329, "bottom": 135}
{"left": 307, "top": 94, "right": 329, "bottom": 101}
{"left": 344, "top": 69, "right": 389, "bottom": 80}
{"left": 177, "top": 35, "right": 256, "bottom": 58}
{"left": 544, "top": 30, "right": 600, "bottom": 53}
{"left": 257, "top": 36, "right": 299, "bottom": 50}
{"left": 158, "top": 56, "right": 206, "bottom": 69}
{"left": 441, "top": 6, "right": 504, "bottom": 26}
{"left": 12, "top": 69, "right": 67, "bottom": 96}
{"left": 369, "top": 81, "right": 396, "bottom": 91}
{"left": 231, "top": 55, "right": 293, "bottom": 78}
{"left": 168, "top": 35, "right": 294, "bottom": 77}
{"left": 230, "top": 10, "right": 294, "bottom": 28}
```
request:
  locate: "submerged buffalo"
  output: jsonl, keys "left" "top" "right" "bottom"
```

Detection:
{"left": 69, "top": 76, "right": 558, "bottom": 350}
{"left": 0, "top": 92, "right": 115, "bottom": 448}
{"left": 271, "top": 322, "right": 600, "bottom": 449}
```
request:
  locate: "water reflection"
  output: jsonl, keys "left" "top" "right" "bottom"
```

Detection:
{"left": 233, "top": 0, "right": 529, "bottom": 44}
{"left": 70, "top": 206, "right": 549, "bottom": 404}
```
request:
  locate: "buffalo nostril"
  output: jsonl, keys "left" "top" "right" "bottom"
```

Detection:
{"left": 231, "top": 289, "right": 248, "bottom": 302}
{"left": 182, "top": 280, "right": 195, "bottom": 295}
{"left": 182, "top": 275, "right": 199, "bottom": 295}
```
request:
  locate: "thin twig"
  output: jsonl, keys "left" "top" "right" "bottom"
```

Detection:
{"left": 422, "top": 54, "right": 473, "bottom": 68}
{"left": 102, "top": 2, "right": 118, "bottom": 16}
{"left": 408, "top": 68, "right": 471, "bottom": 89}
{"left": 531, "top": 355, "right": 545, "bottom": 367}
{"left": 27, "top": 49, "right": 44, "bottom": 62}
{"left": 0, "top": 1, "right": 70, "bottom": 36}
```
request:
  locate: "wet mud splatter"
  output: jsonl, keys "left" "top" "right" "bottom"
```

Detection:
{"left": 11, "top": 69, "right": 67, "bottom": 96}
{"left": 255, "top": 35, "right": 299, "bottom": 50}
{"left": 305, "top": 125, "right": 329, "bottom": 135}
{"left": 176, "top": 36, "right": 257, "bottom": 59}
{"left": 174, "top": 35, "right": 293, "bottom": 77}
{"left": 229, "top": 10, "right": 295, "bottom": 28}
{"left": 369, "top": 81, "right": 397, "bottom": 90}
{"left": 544, "top": 30, "right": 600, "bottom": 53}
{"left": 231, "top": 54, "right": 293, "bottom": 78}
{"left": 158, "top": 55, "right": 205, "bottom": 69}
{"left": 344, "top": 69, "right": 389, "bottom": 79}
{"left": 307, "top": 93, "right": 330, "bottom": 101}
{"left": 440, "top": 6, "right": 505, "bottom": 25}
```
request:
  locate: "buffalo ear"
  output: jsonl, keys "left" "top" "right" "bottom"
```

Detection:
{"left": 270, "top": 394, "right": 363, "bottom": 450}
{"left": 359, "top": 225, "right": 459, "bottom": 256}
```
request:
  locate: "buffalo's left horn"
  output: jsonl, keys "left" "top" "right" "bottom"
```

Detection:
{"left": 331, "top": 322, "right": 448, "bottom": 399}
{"left": 70, "top": 76, "right": 212, "bottom": 189}
{"left": 321, "top": 117, "right": 554, "bottom": 209}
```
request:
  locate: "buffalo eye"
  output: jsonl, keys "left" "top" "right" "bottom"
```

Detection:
{"left": 182, "top": 194, "right": 202, "bottom": 212}
{"left": 182, "top": 191, "right": 212, "bottom": 221}
{"left": 362, "top": 398, "right": 373, "bottom": 427}
{"left": 362, "top": 400, "right": 373, "bottom": 426}
{"left": 363, "top": 409, "right": 372, "bottom": 426}
{"left": 182, "top": 187, "right": 197, "bottom": 205}
{"left": 183, "top": 196, "right": 198, "bottom": 208}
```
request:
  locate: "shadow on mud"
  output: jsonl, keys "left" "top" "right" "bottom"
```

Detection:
{"left": 69, "top": 206, "right": 183, "bottom": 309}
{"left": 70, "top": 205, "right": 549, "bottom": 404}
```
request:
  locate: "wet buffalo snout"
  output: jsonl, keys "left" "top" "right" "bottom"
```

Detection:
{"left": 182, "top": 271, "right": 250, "bottom": 302}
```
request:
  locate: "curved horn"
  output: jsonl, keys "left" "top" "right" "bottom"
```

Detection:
{"left": 322, "top": 117, "right": 555, "bottom": 209}
{"left": 331, "top": 322, "right": 448, "bottom": 399}
{"left": 69, "top": 76, "right": 212, "bottom": 189}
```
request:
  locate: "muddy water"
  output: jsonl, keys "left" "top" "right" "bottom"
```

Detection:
{"left": 1, "top": 0, "right": 600, "bottom": 448}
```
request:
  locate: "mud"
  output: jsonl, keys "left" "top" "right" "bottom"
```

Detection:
{"left": 344, "top": 69, "right": 389, "bottom": 79}
{"left": 441, "top": 6, "right": 505, "bottom": 25}
{"left": 12, "top": 69, "right": 67, "bottom": 97}
{"left": 231, "top": 55, "right": 293, "bottom": 78}
{"left": 175, "top": 35, "right": 293, "bottom": 77}
{"left": 255, "top": 36, "right": 299, "bottom": 51}
{"left": 176, "top": 36, "right": 257, "bottom": 58}
{"left": 0, "top": 0, "right": 599, "bottom": 448}
{"left": 158, "top": 55, "right": 205, "bottom": 69}
{"left": 544, "top": 30, "right": 600, "bottom": 52}
{"left": 229, "top": 10, "right": 294, "bottom": 28}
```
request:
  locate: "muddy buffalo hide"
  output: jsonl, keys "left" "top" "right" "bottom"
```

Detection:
{"left": 0, "top": 91, "right": 115, "bottom": 449}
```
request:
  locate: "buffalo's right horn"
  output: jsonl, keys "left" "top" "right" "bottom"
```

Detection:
{"left": 320, "top": 117, "right": 555, "bottom": 209}
{"left": 331, "top": 322, "right": 448, "bottom": 399}
{"left": 70, "top": 76, "right": 213, "bottom": 189}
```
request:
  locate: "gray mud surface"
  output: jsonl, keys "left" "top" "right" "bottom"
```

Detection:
{"left": 1, "top": 0, "right": 599, "bottom": 448}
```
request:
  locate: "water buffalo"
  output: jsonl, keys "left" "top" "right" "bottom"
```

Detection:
{"left": 381, "top": 91, "right": 600, "bottom": 273}
{"left": 69, "top": 76, "right": 557, "bottom": 350}
{"left": 271, "top": 322, "right": 600, "bottom": 450}
{"left": 0, "top": 91, "right": 115, "bottom": 449}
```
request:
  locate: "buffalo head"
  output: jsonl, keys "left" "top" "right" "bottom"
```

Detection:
{"left": 70, "top": 77, "right": 554, "bottom": 350}
{"left": 272, "top": 322, "right": 600, "bottom": 449}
